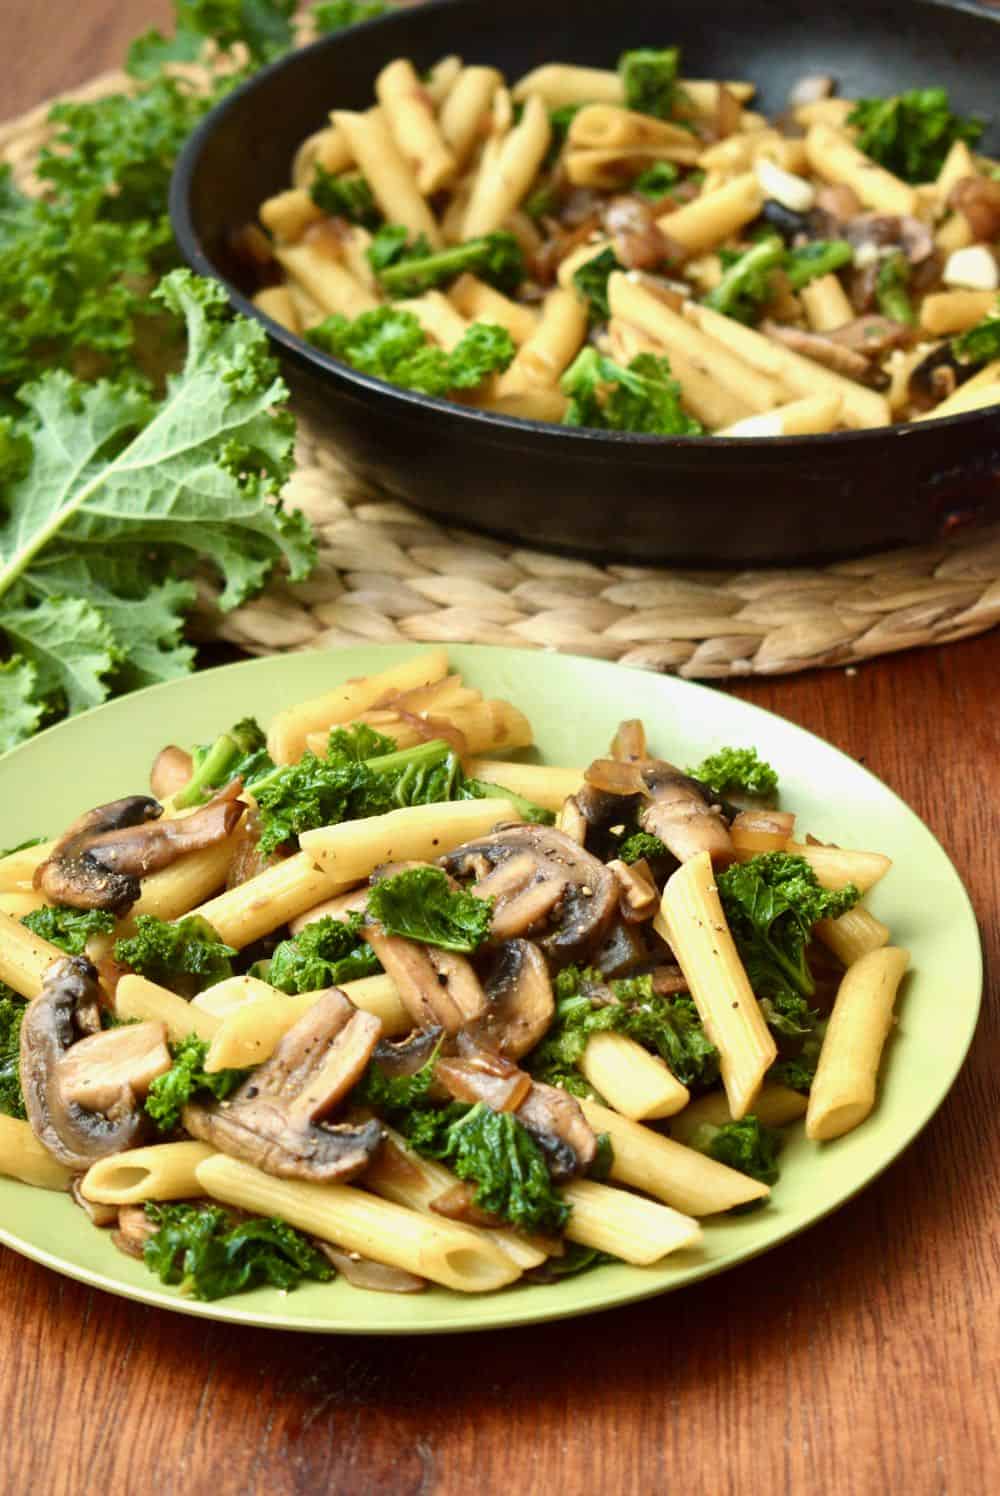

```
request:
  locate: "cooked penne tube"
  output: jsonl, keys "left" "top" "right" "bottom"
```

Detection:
{"left": 718, "top": 393, "right": 843, "bottom": 437}
{"left": 609, "top": 319, "right": 755, "bottom": 428}
{"left": 81, "top": 1142, "right": 215, "bottom": 1205}
{"left": 0, "top": 1116, "right": 72, "bottom": 1191}
{"left": 462, "top": 759, "right": 584, "bottom": 811}
{"left": 579, "top": 1098, "right": 770, "bottom": 1214}
{"left": 292, "top": 125, "right": 352, "bottom": 187}
{"left": 267, "top": 649, "right": 449, "bottom": 763}
{"left": 340, "top": 974, "right": 411, "bottom": 1035}
{"left": 503, "top": 287, "right": 588, "bottom": 389}
{"left": 935, "top": 139, "right": 977, "bottom": 203}
{"left": 125, "top": 839, "right": 238, "bottom": 928}
{"left": 0, "top": 890, "right": 47, "bottom": 919}
{"left": 377, "top": 58, "right": 457, "bottom": 195}
{"left": 579, "top": 1033, "right": 690, "bottom": 1120}
{"left": 480, "top": 388, "right": 571, "bottom": 422}
{"left": 423, "top": 54, "right": 463, "bottom": 107}
{"left": 287, "top": 283, "right": 326, "bottom": 330}
{"left": 252, "top": 286, "right": 301, "bottom": 334}
{"left": 699, "top": 129, "right": 808, "bottom": 175}
{"left": 510, "top": 66, "right": 751, "bottom": 111}
{"left": 793, "top": 97, "right": 855, "bottom": 129}
{"left": 301, "top": 798, "right": 521, "bottom": 885}
{"left": 463, "top": 95, "right": 552, "bottom": 239}
{"left": 569, "top": 104, "right": 700, "bottom": 151}
{"left": 0, "top": 840, "right": 53, "bottom": 894}
{"left": 395, "top": 291, "right": 470, "bottom": 351}
{"left": 934, "top": 211, "right": 975, "bottom": 255}
{"left": 439, "top": 65, "right": 503, "bottom": 169}
{"left": 366, "top": 1128, "right": 548, "bottom": 1269}
{"left": 656, "top": 173, "right": 764, "bottom": 253}
{"left": 565, "top": 143, "right": 701, "bottom": 188}
{"left": 919, "top": 289, "right": 997, "bottom": 335}
{"left": 332, "top": 109, "right": 443, "bottom": 247}
{"left": 815, "top": 905, "right": 890, "bottom": 966}
{"left": 188, "top": 850, "right": 339, "bottom": 950}
{"left": 556, "top": 236, "right": 615, "bottom": 290}
{"left": 449, "top": 273, "right": 540, "bottom": 344}
{"left": 561, "top": 1178, "right": 701, "bottom": 1264}
{"left": 686, "top": 301, "right": 892, "bottom": 429}
{"left": 783, "top": 841, "right": 892, "bottom": 893}
{"left": 115, "top": 974, "right": 221, "bottom": 1042}
{"left": 667, "top": 1084, "right": 808, "bottom": 1143}
{"left": 654, "top": 852, "right": 777, "bottom": 1119}
{"left": 805, "top": 123, "right": 918, "bottom": 216}
{"left": 194, "top": 973, "right": 409, "bottom": 1047}
{"left": 275, "top": 244, "right": 378, "bottom": 320}
{"left": 806, "top": 947, "right": 910, "bottom": 1141}
{"left": 259, "top": 187, "right": 326, "bottom": 244}
{"left": 195, "top": 1154, "right": 522, "bottom": 1293}
{"left": 800, "top": 273, "right": 853, "bottom": 332}
{"left": 190, "top": 974, "right": 280, "bottom": 1017}
{"left": 0, "top": 909, "right": 63, "bottom": 999}
{"left": 609, "top": 274, "right": 785, "bottom": 413}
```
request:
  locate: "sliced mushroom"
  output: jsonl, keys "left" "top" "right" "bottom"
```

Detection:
{"left": 814, "top": 182, "right": 863, "bottom": 223}
{"left": 35, "top": 794, "right": 243, "bottom": 914}
{"left": 70, "top": 1175, "right": 119, "bottom": 1227}
{"left": 20, "top": 957, "right": 157, "bottom": 1169}
{"left": 468, "top": 939, "right": 554, "bottom": 1060}
{"left": 557, "top": 795, "right": 588, "bottom": 846}
{"left": 371, "top": 1027, "right": 445, "bottom": 1079}
{"left": 57, "top": 1020, "right": 171, "bottom": 1114}
{"left": 949, "top": 176, "right": 1000, "bottom": 243}
{"left": 441, "top": 826, "right": 617, "bottom": 964}
{"left": 150, "top": 746, "right": 194, "bottom": 800}
{"left": 607, "top": 858, "right": 659, "bottom": 923}
{"left": 650, "top": 964, "right": 689, "bottom": 997}
{"left": 761, "top": 320, "right": 881, "bottom": 383}
{"left": 316, "top": 1242, "right": 427, "bottom": 1293}
{"left": 592, "top": 918, "right": 649, "bottom": 978}
{"left": 603, "top": 196, "right": 685, "bottom": 271}
{"left": 112, "top": 1203, "right": 160, "bottom": 1260}
{"left": 610, "top": 719, "right": 648, "bottom": 763}
{"left": 428, "top": 1182, "right": 504, "bottom": 1229}
{"left": 638, "top": 763, "right": 736, "bottom": 867}
{"left": 434, "top": 1045, "right": 532, "bottom": 1112}
{"left": 515, "top": 1082, "right": 597, "bottom": 1180}
{"left": 364, "top": 926, "right": 487, "bottom": 1033}
{"left": 183, "top": 991, "right": 384, "bottom": 1182}
{"left": 824, "top": 315, "right": 917, "bottom": 357}
{"left": 908, "top": 342, "right": 980, "bottom": 411}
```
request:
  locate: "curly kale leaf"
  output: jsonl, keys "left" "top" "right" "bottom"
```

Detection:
{"left": 571, "top": 247, "right": 622, "bottom": 324}
{"left": 688, "top": 745, "right": 778, "bottom": 798}
{"left": 848, "top": 88, "right": 983, "bottom": 182}
{"left": 562, "top": 348, "right": 702, "bottom": 435}
{"left": 309, "top": 167, "right": 380, "bottom": 228}
{"left": 616, "top": 831, "right": 669, "bottom": 865}
{"left": 262, "top": 912, "right": 381, "bottom": 994}
{"left": 952, "top": 297, "right": 1000, "bottom": 367}
{"left": 352, "top": 1044, "right": 441, "bottom": 1111}
{"left": 716, "top": 853, "right": 859, "bottom": 999}
{"left": 114, "top": 914, "right": 236, "bottom": 995}
{"left": 145, "top": 1034, "right": 249, "bottom": 1133}
{"left": 143, "top": 1201, "right": 332, "bottom": 1299}
{"left": 689, "top": 1115, "right": 782, "bottom": 1184}
{"left": 366, "top": 866, "right": 493, "bottom": 953}
{"left": 618, "top": 48, "right": 682, "bottom": 121}
{"left": 373, "top": 230, "right": 524, "bottom": 298}
{"left": 21, "top": 905, "right": 114, "bottom": 955}
{"left": 307, "top": 307, "right": 515, "bottom": 396}
{"left": 312, "top": 0, "right": 386, "bottom": 32}
{"left": 0, "top": 996, "right": 26, "bottom": 1118}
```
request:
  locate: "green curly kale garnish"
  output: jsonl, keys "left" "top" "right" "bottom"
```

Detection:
{"left": 688, "top": 745, "right": 778, "bottom": 798}
{"left": 114, "top": 914, "right": 236, "bottom": 995}
{"left": 143, "top": 1201, "right": 333, "bottom": 1299}
{"left": 145, "top": 1034, "right": 248, "bottom": 1133}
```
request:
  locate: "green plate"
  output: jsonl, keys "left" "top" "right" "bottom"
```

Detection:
{"left": 0, "top": 646, "right": 982, "bottom": 1333}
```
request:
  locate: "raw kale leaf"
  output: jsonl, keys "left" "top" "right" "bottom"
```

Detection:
{"left": 716, "top": 852, "right": 859, "bottom": 999}
{"left": 562, "top": 348, "right": 703, "bottom": 435}
{"left": 21, "top": 905, "right": 114, "bottom": 955}
{"left": 0, "top": 996, "right": 25, "bottom": 1119}
{"left": 688, "top": 1115, "right": 782, "bottom": 1184}
{"left": 0, "top": 271, "right": 313, "bottom": 752}
{"left": 307, "top": 307, "right": 515, "bottom": 396}
{"left": 262, "top": 912, "right": 381, "bottom": 993}
{"left": 143, "top": 1200, "right": 333, "bottom": 1299}
{"left": 688, "top": 745, "right": 778, "bottom": 797}
{"left": 366, "top": 866, "right": 493, "bottom": 953}
{"left": 114, "top": 914, "right": 236, "bottom": 995}
{"left": 127, "top": 0, "right": 296, "bottom": 77}
{"left": 144, "top": 1034, "right": 249, "bottom": 1133}
{"left": 848, "top": 88, "right": 983, "bottom": 182}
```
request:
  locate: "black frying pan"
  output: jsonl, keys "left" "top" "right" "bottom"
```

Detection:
{"left": 170, "top": 0, "right": 1000, "bottom": 565}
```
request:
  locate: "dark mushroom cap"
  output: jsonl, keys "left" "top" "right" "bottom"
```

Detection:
{"left": 515, "top": 1081, "right": 597, "bottom": 1180}
{"left": 19, "top": 956, "right": 154, "bottom": 1169}
{"left": 440, "top": 825, "right": 617, "bottom": 964}
{"left": 470, "top": 939, "right": 555, "bottom": 1059}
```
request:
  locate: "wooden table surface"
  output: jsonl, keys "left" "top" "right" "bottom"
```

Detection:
{"left": 3, "top": 4, "right": 998, "bottom": 1492}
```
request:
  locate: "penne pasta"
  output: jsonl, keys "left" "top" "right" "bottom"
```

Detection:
{"left": 0, "top": 839, "right": 53, "bottom": 894}
{"left": 115, "top": 974, "right": 222, "bottom": 1042}
{"left": 655, "top": 852, "right": 777, "bottom": 1120}
{"left": 81, "top": 1142, "right": 215, "bottom": 1205}
{"left": 332, "top": 109, "right": 443, "bottom": 247}
{"left": 301, "top": 798, "right": 521, "bottom": 885}
{"left": 463, "top": 95, "right": 552, "bottom": 239}
{"left": 569, "top": 105, "right": 700, "bottom": 152}
{"left": 718, "top": 393, "right": 843, "bottom": 438}
{"left": 252, "top": 286, "right": 301, "bottom": 334}
{"left": 783, "top": 842, "right": 892, "bottom": 893}
{"left": 815, "top": 905, "right": 890, "bottom": 966}
{"left": 395, "top": 291, "right": 470, "bottom": 351}
{"left": 449, "top": 273, "right": 540, "bottom": 344}
{"left": 0, "top": 1116, "right": 73, "bottom": 1191}
{"left": 804, "top": 123, "right": 918, "bottom": 215}
{"left": 461, "top": 759, "right": 584, "bottom": 811}
{"left": 609, "top": 318, "right": 756, "bottom": 428}
{"left": 195, "top": 1154, "right": 522, "bottom": 1293}
{"left": 579, "top": 1098, "right": 770, "bottom": 1214}
{"left": 292, "top": 125, "right": 352, "bottom": 187}
{"left": 439, "top": 66, "right": 503, "bottom": 170}
{"left": 377, "top": 58, "right": 457, "bottom": 195}
{"left": 806, "top": 947, "right": 910, "bottom": 1141}
{"left": 919, "top": 289, "right": 997, "bottom": 335}
{"left": 275, "top": 243, "right": 378, "bottom": 321}
{"left": 0, "top": 909, "right": 63, "bottom": 999}
{"left": 259, "top": 188, "right": 326, "bottom": 244}
{"left": 655, "top": 173, "right": 765, "bottom": 253}
{"left": 579, "top": 1033, "right": 690, "bottom": 1120}
{"left": 188, "top": 850, "right": 339, "bottom": 951}
{"left": 502, "top": 287, "right": 588, "bottom": 389}
{"left": 565, "top": 144, "right": 701, "bottom": 188}
{"left": 800, "top": 273, "right": 853, "bottom": 332}
{"left": 561, "top": 1178, "right": 702, "bottom": 1264}
{"left": 667, "top": 1084, "right": 808, "bottom": 1144}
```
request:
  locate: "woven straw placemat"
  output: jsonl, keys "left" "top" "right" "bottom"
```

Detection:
{"left": 5, "top": 67, "right": 1000, "bottom": 679}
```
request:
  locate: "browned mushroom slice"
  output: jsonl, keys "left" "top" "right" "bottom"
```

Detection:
{"left": 515, "top": 1082, "right": 597, "bottom": 1180}
{"left": 35, "top": 794, "right": 243, "bottom": 914}
{"left": 149, "top": 746, "right": 194, "bottom": 800}
{"left": 650, "top": 964, "right": 690, "bottom": 997}
{"left": 316, "top": 1242, "right": 427, "bottom": 1293}
{"left": 592, "top": 918, "right": 649, "bottom": 978}
{"left": 70, "top": 1176, "right": 119, "bottom": 1227}
{"left": 183, "top": 991, "right": 383, "bottom": 1182}
{"left": 435, "top": 1045, "right": 532, "bottom": 1112}
{"left": 610, "top": 719, "right": 648, "bottom": 763}
{"left": 20, "top": 956, "right": 160, "bottom": 1170}
{"left": 556, "top": 795, "right": 588, "bottom": 846}
{"left": 363, "top": 925, "right": 487, "bottom": 1033}
{"left": 607, "top": 858, "right": 659, "bottom": 922}
{"left": 441, "top": 826, "right": 617, "bottom": 964}
{"left": 760, "top": 321, "right": 879, "bottom": 382}
{"left": 57, "top": 1020, "right": 171, "bottom": 1114}
{"left": 428, "top": 1182, "right": 505, "bottom": 1229}
{"left": 467, "top": 939, "right": 554, "bottom": 1060}
{"left": 371, "top": 1027, "right": 445, "bottom": 1080}
{"left": 825, "top": 315, "right": 916, "bottom": 358}
{"left": 638, "top": 763, "right": 736, "bottom": 867}
{"left": 112, "top": 1203, "right": 160, "bottom": 1260}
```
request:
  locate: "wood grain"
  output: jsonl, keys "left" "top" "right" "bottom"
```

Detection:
{"left": 2, "top": 6, "right": 998, "bottom": 1493}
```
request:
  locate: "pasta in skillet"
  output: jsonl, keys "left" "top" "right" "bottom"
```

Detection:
{"left": 237, "top": 46, "right": 1000, "bottom": 437}
{"left": 0, "top": 652, "right": 907, "bottom": 1301}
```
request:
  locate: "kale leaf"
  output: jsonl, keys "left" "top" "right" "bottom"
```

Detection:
{"left": 352, "top": 1045, "right": 441, "bottom": 1111}
{"left": 143, "top": 1201, "right": 333, "bottom": 1299}
{"left": 312, "top": 0, "right": 387, "bottom": 32}
{"left": 366, "top": 866, "right": 493, "bottom": 953}
{"left": 309, "top": 167, "right": 380, "bottom": 228}
{"left": 114, "top": 915, "right": 236, "bottom": 995}
{"left": 21, "top": 905, "right": 115, "bottom": 954}
{"left": 0, "top": 996, "right": 26, "bottom": 1118}
{"left": 262, "top": 912, "right": 381, "bottom": 993}
{"left": 848, "top": 88, "right": 983, "bottom": 183}
{"left": 571, "top": 247, "right": 622, "bottom": 324}
{"left": 632, "top": 162, "right": 679, "bottom": 200}
{"left": 307, "top": 307, "right": 515, "bottom": 396}
{"left": 783, "top": 240, "right": 853, "bottom": 290}
{"left": 373, "top": 231, "right": 525, "bottom": 297}
{"left": 562, "top": 348, "right": 702, "bottom": 435}
{"left": 145, "top": 1034, "right": 249, "bottom": 1133}
{"left": 688, "top": 1115, "right": 782, "bottom": 1184}
{"left": 707, "top": 236, "right": 786, "bottom": 324}
{"left": 616, "top": 831, "right": 668, "bottom": 865}
{"left": 952, "top": 296, "right": 1000, "bottom": 367}
{"left": 688, "top": 745, "right": 778, "bottom": 797}
{"left": 875, "top": 250, "right": 914, "bottom": 325}
{"left": 127, "top": 0, "right": 296, "bottom": 77}
{"left": 174, "top": 716, "right": 270, "bottom": 809}
{"left": 618, "top": 47, "right": 682, "bottom": 121}
{"left": 716, "top": 853, "right": 859, "bottom": 999}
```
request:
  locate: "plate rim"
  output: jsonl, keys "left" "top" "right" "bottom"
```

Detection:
{"left": 0, "top": 644, "right": 983, "bottom": 1334}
